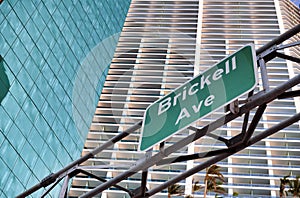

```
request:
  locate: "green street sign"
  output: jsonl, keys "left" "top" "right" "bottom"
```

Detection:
{"left": 139, "top": 44, "right": 258, "bottom": 151}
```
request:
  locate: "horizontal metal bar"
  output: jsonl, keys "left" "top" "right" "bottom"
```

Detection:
{"left": 278, "top": 90, "right": 300, "bottom": 99}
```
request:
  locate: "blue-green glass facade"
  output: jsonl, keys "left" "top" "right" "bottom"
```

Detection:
{"left": 0, "top": 0, "right": 131, "bottom": 197}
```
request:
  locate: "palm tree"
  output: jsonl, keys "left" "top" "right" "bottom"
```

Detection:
{"left": 288, "top": 176, "right": 300, "bottom": 198}
{"left": 183, "top": 179, "right": 202, "bottom": 198}
{"left": 192, "top": 179, "right": 202, "bottom": 197}
{"left": 168, "top": 183, "right": 184, "bottom": 198}
{"left": 280, "top": 175, "right": 290, "bottom": 198}
{"left": 203, "top": 164, "right": 226, "bottom": 198}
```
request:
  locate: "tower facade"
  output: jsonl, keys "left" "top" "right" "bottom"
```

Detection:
{"left": 0, "top": 1, "right": 131, "bottom": 197}
{"left": 71, "top": 0, "right": 300, "bottom": 197}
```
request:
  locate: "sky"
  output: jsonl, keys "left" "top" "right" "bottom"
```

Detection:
{"left": 291, "top": 0, "right": 300, "bottom": 6}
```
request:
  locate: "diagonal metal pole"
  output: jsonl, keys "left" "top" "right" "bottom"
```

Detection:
{"left": 235, "top": 91, "right": 254, "bottom": 145}
{"left": 275, "top": 52, "right": 300, "bottom": 63}
{"left": 139, "top": 170, "right": 148, "bottom": 197}
{"left": 59, "top": 175, "right": 70, "bottom": 198}
{"left": 40, "top": 177, "right": 64, "bottom": 198}
{"left": 242, "top": 104, "right": 267, "bottom": 144}
{"left": 144, "top": 112, "right": 300, "bottom": 197}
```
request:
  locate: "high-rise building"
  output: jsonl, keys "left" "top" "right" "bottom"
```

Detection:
{"left": 0, "top": 1, "right": 131, "bottom": 197}
{"left": 70, "top": 0, "right": 300, "bottom": 197}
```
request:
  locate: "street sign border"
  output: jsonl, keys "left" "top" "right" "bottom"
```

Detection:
{"left": 139, "top": 43, "right": 258, "bottom": 151}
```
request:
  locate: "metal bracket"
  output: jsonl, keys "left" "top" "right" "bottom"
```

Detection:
{"left": 229, "top": 99, "right": 239, "bottom": 114}
{"left": 257, "top": 44, "right": 277, "bottom": 61}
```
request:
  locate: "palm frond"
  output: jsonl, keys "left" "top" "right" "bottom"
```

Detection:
{"left": 168, "top": 183, "right": 184, "bottom": 196}
{"left": 204, "top": 164, "right": 226, "bottom": 196}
